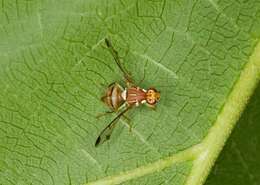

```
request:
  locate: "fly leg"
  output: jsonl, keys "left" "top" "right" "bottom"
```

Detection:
{"left": 105, "top": 38, "right": 134, "bottom": 87}
{"left": 122, "top": 115, "right": 133, "bottom": 132}
{"left": 137, "top": 69, "right": 146, "bottom": 87}
{"left": 96, "top": 111, "right": 114, "bottom": 119}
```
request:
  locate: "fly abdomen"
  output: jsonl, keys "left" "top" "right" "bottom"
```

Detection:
{"left": 101, "top": 83, "right": 125, "bottom": 111}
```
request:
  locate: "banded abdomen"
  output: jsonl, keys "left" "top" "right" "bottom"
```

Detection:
{"left": 101, "top": 83, "right": 125, "bottom": 111}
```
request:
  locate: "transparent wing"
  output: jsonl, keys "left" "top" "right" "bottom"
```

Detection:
{"left": 105, "top": 38, "right": 133, "bottom": 85}
{"left": 95, "top": 106, "right": 131, "bottom": 147}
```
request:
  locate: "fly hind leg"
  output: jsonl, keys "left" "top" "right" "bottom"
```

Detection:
{"left": 122, "top": 115, "right": 133, "bottom": 132}
{"left": 96, "top": 110, "right": 115, "bottom": 119}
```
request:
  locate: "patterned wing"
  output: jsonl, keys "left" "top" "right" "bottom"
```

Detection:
{"left": 105, "top": 38, "right": 133, "bottom": 85}
{"left": 95, "top": 106, "right": 131, "bottom": 147}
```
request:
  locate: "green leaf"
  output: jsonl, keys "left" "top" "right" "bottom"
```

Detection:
{"left": 0, "top": 1, "right": 259, "bottom": 185}
{"left": 205, "top": 83, "right": 260, "bottom": 185}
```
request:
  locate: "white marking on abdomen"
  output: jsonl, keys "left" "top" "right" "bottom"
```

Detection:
{"left": 121, "top": 89, "right": 127, "bottom": 100}
{"left": 111, "top": 87, "right": 118, "bottom": 108}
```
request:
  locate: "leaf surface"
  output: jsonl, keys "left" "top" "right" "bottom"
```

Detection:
{"left": 205, "top": 83, "right": 260, "bottom": 185}
{"left": 0, "top": 0, "right": 259, "bottom": 185}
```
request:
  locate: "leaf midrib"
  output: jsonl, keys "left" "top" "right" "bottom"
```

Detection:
{"left": 85, "top": 40, "right": 260, "bottom": 185}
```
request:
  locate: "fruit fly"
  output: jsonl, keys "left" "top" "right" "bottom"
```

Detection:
{"left": 95, "top": 38, "right": 160, "bottom": 147}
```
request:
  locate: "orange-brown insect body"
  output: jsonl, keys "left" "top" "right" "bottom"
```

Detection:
{"left": 101, "top": 83, "right": 160, "bottom": 110}
{"left": 95, "top": 38, "right": 161, "bottom": 147}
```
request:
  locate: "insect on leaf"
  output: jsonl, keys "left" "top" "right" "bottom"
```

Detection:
{"left": 0, "top": 0, "right": 259, "bottom": 185}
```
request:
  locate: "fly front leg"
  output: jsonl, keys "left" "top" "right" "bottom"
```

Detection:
{"left": 104, "top": 38, "right": 134, "bottom": 87}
